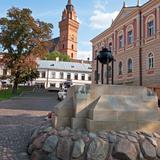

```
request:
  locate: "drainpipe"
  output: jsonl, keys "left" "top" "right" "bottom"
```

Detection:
{"left": 139, "top": 10, "right": 143, "bottom": 86}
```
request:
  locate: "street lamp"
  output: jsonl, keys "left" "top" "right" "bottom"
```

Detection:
{"left": 95, "top": 48, "right": 115, "bottom": 84}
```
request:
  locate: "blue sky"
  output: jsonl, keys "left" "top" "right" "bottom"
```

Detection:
{"left": 0, "top": 0, "right": 148, "bottom": 60}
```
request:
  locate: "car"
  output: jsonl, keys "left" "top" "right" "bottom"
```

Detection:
{"left": 57, "top": 88, "right": 67, "bottom": 101}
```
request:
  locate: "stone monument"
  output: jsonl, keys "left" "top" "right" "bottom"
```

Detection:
{"left": 52, "top": 84, "right": 159, "bottom": 133}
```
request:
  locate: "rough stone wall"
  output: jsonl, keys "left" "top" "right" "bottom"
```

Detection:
{"left": 28, "top": 121, "right": 160, "bottom": 160}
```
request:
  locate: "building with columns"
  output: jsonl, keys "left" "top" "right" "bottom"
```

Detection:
{"left": 50, "top": 0, "right": 79, "bottom": 59}
{"left": 91, "top": 0, "right": 160, "bottom": 96}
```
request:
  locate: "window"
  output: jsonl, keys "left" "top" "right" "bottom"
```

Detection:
{"left": 72, "top": 44, "right": 74, "bottom": 50}
{"left": 148, "top": 53, "right": 154, "bottom": 69}
{"left": 147, "top": 20, "right": 154, "bottom": 37}
{"left": 81, "top": 74, "right": 85, "bottom": 80}
{"left": 63, "top": 44, "right": 65, "bottom": 49}
{"left": 60, "top": 72, "right": 64, "bottom": 79}
{"left": 71, "top": 53, "right": 74, "bottom": 58}
{"left": 74, "top": 73, "right": 78, "bottom": 80}
{"left": 50, "top": 83, "right": 55, "bottom": 87}
{"left": 51, "top": 72, "right": 55, "bottom": 79}
{"left": 119, "top": 35, "right": 124, "bottom": 48}
{"left": 128, "top": 59, "right": 133, "bottom": 73}
{"left": 109, "top": 42, "right": 112, "bottom": 51}
{"left": 41, "top": 71, "right": 46, "bottom": 78}
{"left": 119, "top": 62, "right": 123, "bottom": 75}
{"left": 128, "top": 30, "right": 133, "bottom": 45}
{"left": 88, "top": 75, "right": 91, "bottom": 81}
{"left": 67, "top": 73, "right": 71, "bottom": 80}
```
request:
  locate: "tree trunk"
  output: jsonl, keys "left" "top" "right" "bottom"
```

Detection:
{"left": 12, "top": 80, "right": 18, "bottom": 95}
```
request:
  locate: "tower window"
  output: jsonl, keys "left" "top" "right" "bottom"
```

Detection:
{"left": 72, "top": 44, "right": 74, "bottom": 50}
{"left": 63, "top": 44, "right": 65, "bottom": 49}
{"left": 71, "top": 53, "right": 74, "bottom": 58}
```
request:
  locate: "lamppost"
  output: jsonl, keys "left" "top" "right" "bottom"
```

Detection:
{"left": 95, "top": 48, "right": 115, "bottom": 85}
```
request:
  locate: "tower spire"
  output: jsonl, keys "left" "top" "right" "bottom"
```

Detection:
{"left": 123, "top": 1, "right": 126, "bottom": 8}
{"left": 68, "top": 0, "right": 72, "bottom": 5}
{"left": 137, "top": 0, "right": 140, "bottom": 6}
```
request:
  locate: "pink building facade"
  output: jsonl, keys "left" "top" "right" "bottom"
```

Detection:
{"left": 91, "top": 0, "right": 160, "bottom": 96}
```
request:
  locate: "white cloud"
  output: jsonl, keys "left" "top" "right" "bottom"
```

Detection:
{"left": 90, "top": 0, "right": 119, "bottom": 30}
{"left": 94, "top": 0, "right": 108, "bottom": 11}
{"left": 77, "top": 17, "right": 83, "bottom": 24}
{"left": 79, "top": 41, "right": 91, "bottom": 47}
{"left": 77, "top": 50, "right": 92, "bottom": 61}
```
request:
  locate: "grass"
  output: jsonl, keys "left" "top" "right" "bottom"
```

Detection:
{"left": 0, "top": 86, "right": 33, "bottom": 101}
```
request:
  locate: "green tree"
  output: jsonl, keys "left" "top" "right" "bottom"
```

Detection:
{"left": 44, "top": 51, "right": 70, "bottom": 61}
{"left": 0, "top": 7, "right": 53, "bottom": 94}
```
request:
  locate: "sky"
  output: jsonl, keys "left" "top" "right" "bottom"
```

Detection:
{"left": 0, "top": 0, "right": 148, "bottom": 60}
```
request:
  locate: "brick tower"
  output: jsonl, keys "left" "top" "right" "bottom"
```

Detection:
{"left": 59, "top": 0, "right": 79, "bottom": 59}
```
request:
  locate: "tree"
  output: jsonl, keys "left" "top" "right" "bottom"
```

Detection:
{"left": 44, "top": 51, "right": 70, "bottom": 61}
{"left": 0, "top": 7, "right": 53, "bottom": 94}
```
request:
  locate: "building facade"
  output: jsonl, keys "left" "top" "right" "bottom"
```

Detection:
{"left": 35, "top": 60, "right": 92, "bottom": 89}
{"left": 50, "top": 0, "right": 79, "bottom": 59}
{"left": 91, "top": 0, "right": 160, "bottom": 95}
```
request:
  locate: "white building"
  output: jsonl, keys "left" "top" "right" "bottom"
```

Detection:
{"left": 35, "top": 60, "right": 92, "bottom": 89}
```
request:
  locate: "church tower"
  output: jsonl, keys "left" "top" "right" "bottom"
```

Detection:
{"left": 59, "top": 0, "right": 79, "bottom": 59}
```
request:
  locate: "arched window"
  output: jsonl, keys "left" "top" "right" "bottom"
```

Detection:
{"left": 109, "top": 42, "right": 112, "bottom": 51}
{"left": 119, "top": 35, "right": 124, "bottom": 48}
{"left": 148, "top": 53, "right": 154, "bottom": 69}
{"left": 118, "top": 30, "right": 124, "bottom": 49}
{"left": 71, "top": 53, "right": 74, "bottom": 58}
{"left": 128, "top": 30, "right": 133, "bottom": 45}
{"left": 147, "top": 20, "right": 154, "bottom": 37}
{"left": 119, "top": 61, "right": 123, "bottom": 75}
{"left": 146, "top": 15, "right": 155, "bottom": 37}
{"left": 128, "top": 58, "right": 133, "bottom": 73}
{"left": 72, "top": 44, "right": 74, "bottom": 50}
{"left": 127, "top": 25, "right": 134, "bottom": 45}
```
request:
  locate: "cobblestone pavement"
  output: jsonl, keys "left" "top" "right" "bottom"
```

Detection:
{"left": 0, "top": 90, "right": 59, "bottom": 160}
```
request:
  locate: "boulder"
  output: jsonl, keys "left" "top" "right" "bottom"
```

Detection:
{"left": 42, "top": 135, "right": 58, "bottom": 153}
{"left": 31, "top": 150, "right": 48, "bottom": 160}
{"left": 112, "top": 139, "right": 137, "bottom": 160}
{"left": 140, "top": 139, "right": 156, "bottom": 159}
{"left": 87, "top": 137, "right": 109, "bottom": 160}
{"left": 32, "top": 133, "right": 47, "bottom": 149}
{"left": 72, "top": 139, "right": 85, "bottom": 158}
{"left": 156, "top": 139, "right": 160, "bottom": 158}
{"left": 57, "top": 137, "right": 73, "bottom": 160}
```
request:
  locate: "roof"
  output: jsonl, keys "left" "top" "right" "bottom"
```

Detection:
{"left": 91, "top": 5, "right": 139, "bottom": 43}
{"left": 51, "top": 37, "right": 60, "bottom": 45}
{"left": 48, "top": 37, "right": 60, "bottom": 52}
{"left": 37, "top": 60, "right": 92, "bottom": 72}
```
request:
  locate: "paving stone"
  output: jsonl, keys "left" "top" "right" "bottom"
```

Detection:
{"left": 0, "top": 91, "right": 59, "bottom": 160}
